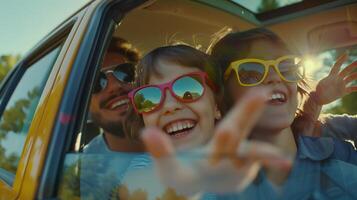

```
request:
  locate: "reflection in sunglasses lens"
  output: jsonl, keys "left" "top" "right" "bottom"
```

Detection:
{"left": 278, "top": 58, "right": 302, "bottom": 81}
{"left": 173, "top": 76, "right": 204, "bottom": 100}
{"left": 238, "top": 62, "right": 265, "bottom": 84}
{"left": 113, "top": 63, "right": 135, "bottom": 83}
{"left": 134, "top": 87, "right": 162, "bottom": 113}
{"left": 113, "top": 70, "right": 133, "bottom": 82}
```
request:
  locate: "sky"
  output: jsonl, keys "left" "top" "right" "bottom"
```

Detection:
{"left": 0, "top": 0, "right": 90, "bottom": 56}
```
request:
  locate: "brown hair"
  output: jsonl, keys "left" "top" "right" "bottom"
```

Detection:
{"left": 209, "top": 28, "right": 312, "bottom": 136}
{"left": 210, "top": 28, "right": 310, "bottom": 110}
{"left": 124, "top": 44, "right": 222, "bottom": 139}
{"left": 107, "top": 37, "right": 141, "bottom": 63}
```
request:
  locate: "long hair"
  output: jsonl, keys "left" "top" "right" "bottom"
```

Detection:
{"left": 209, "top": 28, "right": 311, "bottom": 135}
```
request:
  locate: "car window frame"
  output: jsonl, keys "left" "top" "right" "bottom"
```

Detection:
{"left": 37, "top": 0, "right": 148, "bottom": 198}
{"left": 0, "top": 45, "right": 63, "bottom": 184}
{"left": 0, "top": 8, "right": 85, "bottom": 200}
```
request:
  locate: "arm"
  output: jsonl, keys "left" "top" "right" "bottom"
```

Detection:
{"left": 297, "top": 54, "right": 357, "bottom": 137}
{"left": 320, "top": 114, "right": 357, "bottom": 145}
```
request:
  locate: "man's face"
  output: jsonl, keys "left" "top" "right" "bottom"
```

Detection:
{"left": 89, "top": 52, "right": 134, "bottom": 136}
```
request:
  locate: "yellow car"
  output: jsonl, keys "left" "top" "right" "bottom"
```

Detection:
{"left": 1, "top": 0, "right": 356, "bottom": 199}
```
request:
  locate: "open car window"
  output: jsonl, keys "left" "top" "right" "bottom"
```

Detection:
{"left": 57, "top": 0, "right": 357, "bottom": 199}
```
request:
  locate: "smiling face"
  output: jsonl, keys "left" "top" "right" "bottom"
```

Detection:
{"left": 90, "top": 52, "right": 133, "bottom": 136}
{"left": 142, "top": 60, "right": 218, "bottom": 150}
{"left": 226, "top": 38, "right": 298, "bottom": 133}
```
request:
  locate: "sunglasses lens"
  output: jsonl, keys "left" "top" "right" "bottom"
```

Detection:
{"left": 113, "top": 63, "right": 135, "bottom": 83}
{"left": 238, "top": 62, "right": 265, "bottom": 85}
{"left": 93, "top": 74, "right": 107, "bottom": 93}
{"left": 278, "top": 58, "right": 304, "bottom": 81}
{"left": 133, "top": 86, "right": 162, "bottom": 113}
{"left": 172, "top": 75, "right": 204, "bottom": 101}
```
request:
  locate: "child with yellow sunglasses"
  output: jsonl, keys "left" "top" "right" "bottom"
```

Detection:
{"left": 209, "top": 27, "right": 357, "bottom": 199}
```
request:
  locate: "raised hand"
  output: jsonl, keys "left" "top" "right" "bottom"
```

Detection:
{"left": 141, "top": 88, "right": 292, "bottom": 196}
{"left": 315, "top": 53, "right": 357, "bottom": 105}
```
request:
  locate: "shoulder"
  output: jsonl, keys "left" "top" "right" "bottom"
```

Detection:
{"left": 320, "top": 114, "right": 357, "bottom": 128}
{"left": 298, "top": 136, "right": 356, "bottom": 161}
{"left": 83, "top": 134, "right": 110, "bottom": 153}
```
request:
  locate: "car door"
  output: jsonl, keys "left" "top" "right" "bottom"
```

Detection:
{"left": 31, "top": 0, "right": 147, "bottom": 199}
{"left": 0, "top": 4, "right": 87, "bottom": 200}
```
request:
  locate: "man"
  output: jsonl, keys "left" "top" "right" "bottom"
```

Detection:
{"left": 85, "top": 37, "right": 145, "bottom": 152}
{"left": 81, "top": 38, "right": 150, "bottom": 200}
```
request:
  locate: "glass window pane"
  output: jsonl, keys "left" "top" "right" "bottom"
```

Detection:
{"left": 0, "top": 46, "right": 61, "bottom": 183}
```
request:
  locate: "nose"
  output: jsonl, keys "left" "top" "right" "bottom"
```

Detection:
{"left": 161, "top": 89, "right": 183, "bottom": 115}
{"left": 105, "top": 74, "right": 131, "bottom": 94}
{"left": 263, "top": 66, "right": 282, "bottom": 85}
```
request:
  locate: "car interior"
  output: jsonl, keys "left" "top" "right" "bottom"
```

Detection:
{"left": 81, "top": 0, "right": 357, "bottom": 148}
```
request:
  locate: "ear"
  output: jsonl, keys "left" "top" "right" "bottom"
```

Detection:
{"left": 214, "top": 104, "right": 222, "bottom": 120}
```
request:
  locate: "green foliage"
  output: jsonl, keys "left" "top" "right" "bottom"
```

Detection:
{"left": 0, "top": 87, "right": 40, "bottom": 133}
{"left": 257, "top": 0, "right": 280, "bottom": 13}
{"left": 325, "top": 93, "right": 357, "bottom": 115}
{"left": 0, "top": 86, "right": 40, "bottom": 174}
{"left": 0, "top": 54, "right": 20, "bottom": 83}
{"left": 57, "top": 162, "right": 81, "bottom": 200}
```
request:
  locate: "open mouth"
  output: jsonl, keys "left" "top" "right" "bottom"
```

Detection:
{"left": 163, "top": 119, "right": 197, "bottom": 138}
{"left": 268, "top": 92, "right": 287, "bottom": 104}
{"left": 109, "top": 98, "right": 130, "bottom": 110}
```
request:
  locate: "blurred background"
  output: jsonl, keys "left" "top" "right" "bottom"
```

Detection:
{"left": 0, "top": 0, "right": 89, "bottom": 83}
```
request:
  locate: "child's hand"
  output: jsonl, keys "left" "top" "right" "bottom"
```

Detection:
{"left": 141, "top": 89, "right": 292, "bottom": 196}
{"left": 315, "top": 53, "right": 357, "bottom": 105}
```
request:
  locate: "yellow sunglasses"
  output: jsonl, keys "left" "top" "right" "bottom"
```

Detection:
{"left": 224, "top": 55, "right": 305, "bottom": 86}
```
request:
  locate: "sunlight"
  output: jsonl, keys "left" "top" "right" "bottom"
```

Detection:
{"left": 303, "top": 56, "right": 323, "bottom": 78}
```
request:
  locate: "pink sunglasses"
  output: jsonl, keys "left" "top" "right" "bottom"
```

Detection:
{"left": 128, "top": 72, "right": 217, "bottom": 114}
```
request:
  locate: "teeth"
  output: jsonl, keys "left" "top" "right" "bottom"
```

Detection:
{"left": 270, "top": 93, "right": 285, "bottom": 101}
{"left": 165, "top": 120, "right": 196, "bottom": 134}
{"left": 111, "top": 99, "right": 129, "bottom": 109}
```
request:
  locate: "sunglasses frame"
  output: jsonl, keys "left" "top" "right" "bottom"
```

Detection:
{"left": 129, "top": 71, "right": 215, "bottom": 114}
{"left": 94, "top": 63, "right": 135, "bottom": 93}
{"left": 224, "top": 55, "right": 305, "bottom": 86}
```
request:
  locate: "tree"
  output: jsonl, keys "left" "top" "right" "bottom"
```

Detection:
{"left": 0, "top": 54, "right": 20, "bottom": 83}
{"left": 257, "top": 0, "right": 280, "bottom": 13}
{"left": 0, "top": 87, "right": 40, "bottom": 173}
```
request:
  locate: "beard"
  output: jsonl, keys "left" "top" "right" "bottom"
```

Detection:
{"left": 90, "top": 112, "right": 126, "bottom": 138}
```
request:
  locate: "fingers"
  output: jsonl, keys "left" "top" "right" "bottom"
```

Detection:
{"left": 330, "top": 53, "right": 348, "bottom": 75}
{"left": 340, "top": 60, "right": 357, "bottom": 77}
{"left": 235, "top": 161, "right": 261, "bottom": 192}
{"left": 209, "top": 128, "right": 232, "bottom": 165}
{"left": 343, "top": 70, "right": 357, "bottom": 95}
{"left": 344, "top": 72, "right": 357, "bottom": 85}
{"left": 237, "top": 140, "right": 293, "bottom": 172}
{"left": 141, "top": 126, "right": 174, "bottom": 158}
{"left": 210, "top": 88, "right": 269, "bottom": 163}
{"left": 346, "top": 86, "right": 357, "bottom": 93}
{"left": 141, "top": 127, "right": 200, "bottom": 195}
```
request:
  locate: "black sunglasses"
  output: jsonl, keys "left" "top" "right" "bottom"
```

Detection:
{"left": 93, "top": 63, "right": 135, "bottom": 93}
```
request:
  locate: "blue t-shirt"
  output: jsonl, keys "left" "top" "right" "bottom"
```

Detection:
{"left": 80, "top": 134, "right": 151, "bottom": 199}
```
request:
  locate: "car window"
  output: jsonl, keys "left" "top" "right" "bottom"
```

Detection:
{"left": 0, "top": 46, "right": 62, "bottom": 185}
{"left": 57, "top": 1, "right": 357, "bottom": 199}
